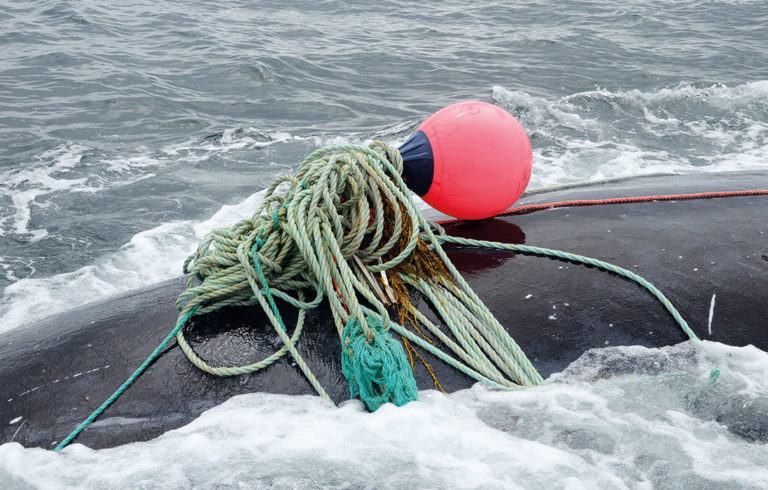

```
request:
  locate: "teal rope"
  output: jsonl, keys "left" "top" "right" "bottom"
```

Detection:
{"left": 435, "top": 235, "right": 699, "bottom": 341}
{"left": 53, "top": 306, "right": 198, "bottom": 452}
{"left": 341, "top": 315, "right": 419, "bottom": 411}
{"left": 248, "top": 237, "right": 331, "bottom": 400}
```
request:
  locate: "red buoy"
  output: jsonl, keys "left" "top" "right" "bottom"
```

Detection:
{"left": 399, "top": 101, "right": 532, "bottom": 220}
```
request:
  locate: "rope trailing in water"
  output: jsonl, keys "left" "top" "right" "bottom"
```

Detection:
{"left": 54, "top": 141, "right": 703, "bottom": 451}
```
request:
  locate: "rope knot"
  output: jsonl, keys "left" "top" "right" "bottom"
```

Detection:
{"left": 341, "top": 316, "right": 418, "bottom": 411}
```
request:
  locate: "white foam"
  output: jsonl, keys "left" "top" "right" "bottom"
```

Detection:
{"left": 1, "top": 145, "right": 90, "bottom": 241}
{"left": 493, "top": 81, "right": 768, "bottom": 187}
{"left": 0, "top": 144, "right": 161, "bottom": 241}
{"left": 0, "top": 130, "right": 307, "bottom": 243}
{"left": 0, "top": 186, "right": 267, "bottom": 334}
{"left": 164, "top": 129, "right": 307, "bottom": 160}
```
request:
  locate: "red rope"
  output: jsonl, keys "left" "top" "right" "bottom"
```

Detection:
{"left": 496, "top": 189, "right": 768, "bottom": 217}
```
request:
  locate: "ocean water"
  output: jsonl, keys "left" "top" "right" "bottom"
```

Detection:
{"left": 1, "top": 0, "right": 768, "bottom": 487}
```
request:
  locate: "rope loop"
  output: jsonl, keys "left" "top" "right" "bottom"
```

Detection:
{"left": 174, "top": 140, "right": 701, "bottom": 403}
{"left": 176, "top": 141, "right": 427, "bottom": 407}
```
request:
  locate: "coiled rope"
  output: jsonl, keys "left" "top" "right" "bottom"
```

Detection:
{"left": 54, "top": 141, "right": 700, "bottom": 452}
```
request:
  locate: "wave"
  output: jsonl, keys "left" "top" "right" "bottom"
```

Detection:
{"left": 0, "top": 189, "right": 263, "bottom": 334}
{"left": 493, "top": 81, "right": 768, "bottom": 186}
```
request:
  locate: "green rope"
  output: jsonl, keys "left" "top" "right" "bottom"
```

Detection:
{"left": 170, "top": 143, "right": 423, "bottom": 397}
{"left": 433, "top": 235, "right": 699, "bottom": 342}
{"left": 54, "top": 141, "right": 698, "bottom": 451}
{"left": 53, "top": 306, "right": 198, "bottom": 452}
{"left": 341, "top": 316, "right": 419, "bottom": 411}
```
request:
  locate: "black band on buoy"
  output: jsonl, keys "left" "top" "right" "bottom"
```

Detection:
{"left": 399, "top": 130, "right": 434, "bottom": 197}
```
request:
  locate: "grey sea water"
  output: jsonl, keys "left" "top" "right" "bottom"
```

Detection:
{"left": 2, "top": 1, "right": 768, "bottom": 487}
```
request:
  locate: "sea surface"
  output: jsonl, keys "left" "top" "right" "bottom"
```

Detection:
{"left": 2, "top": 0, "right": 768, "bottom": 488}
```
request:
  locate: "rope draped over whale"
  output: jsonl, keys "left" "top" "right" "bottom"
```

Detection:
{"left": 174, "top": 139, "right": 700, "bottom": 402}
{"left": 53, "top": 141, "right": 701, "bottom": 452}
{"left": 175, "top": 140, "right": 544, "bottom": 408}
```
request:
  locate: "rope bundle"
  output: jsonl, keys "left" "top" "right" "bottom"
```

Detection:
{"left": 175, "top": 141, "right": 544, "bottom": 409}
{"left": 54, "top": 141, "right": 701, "bottom": 451}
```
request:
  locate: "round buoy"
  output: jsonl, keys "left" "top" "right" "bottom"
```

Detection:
{"left": 399, "top": 101, "right": 532, "bottom": 220}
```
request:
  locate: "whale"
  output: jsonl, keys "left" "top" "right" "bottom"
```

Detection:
{"left": 2, "top": 171, "right": 767, "bottom": 449}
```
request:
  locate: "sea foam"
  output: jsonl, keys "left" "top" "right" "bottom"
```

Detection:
{"left": 1, "top": 341, "right": 766, "bottom": 489}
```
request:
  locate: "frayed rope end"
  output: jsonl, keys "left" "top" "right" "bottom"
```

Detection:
{"left": 341, "top": 316, "right": 418, "bottom": 411}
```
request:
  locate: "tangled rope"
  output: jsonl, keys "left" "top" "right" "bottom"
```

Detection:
{"left": 174, "top": 141, "right": 542, "bottom": 400}
{"left": 54, "top": 141, "right": 700, "bottom": 451}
